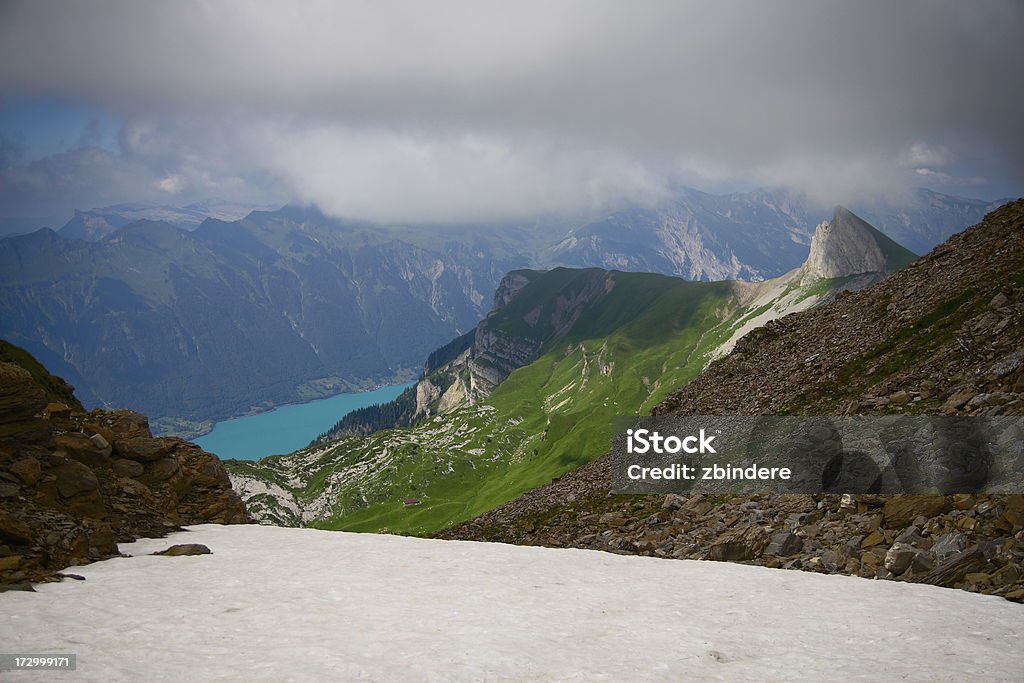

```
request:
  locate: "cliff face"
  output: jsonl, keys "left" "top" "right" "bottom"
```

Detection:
{"left": 322, "top": 268, "right": 622, "bottom": 440}
{"left": 0, "top": 350, "right": 249, "bottom": 589}
{"left": 459, "top": 270, "right": 609, "bottom": 401}
{"left": 802, "top": 206, "right": 917, "bottom": 280}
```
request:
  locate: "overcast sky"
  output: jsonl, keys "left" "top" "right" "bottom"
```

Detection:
{"left": 1, "top": 0, "right": 1022, "bottom": 227}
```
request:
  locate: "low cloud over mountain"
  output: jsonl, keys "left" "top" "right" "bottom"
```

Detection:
{"left": 1, "top": 1, "right": 1022, "bottom": 228}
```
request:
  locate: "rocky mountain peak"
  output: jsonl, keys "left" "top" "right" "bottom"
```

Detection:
{"left": 802, "top": 206, "right": 915, "bottom": 280}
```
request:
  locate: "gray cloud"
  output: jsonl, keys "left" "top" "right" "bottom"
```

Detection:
{"left": 1, "top": 0, "right": 1021, "bottom": 224}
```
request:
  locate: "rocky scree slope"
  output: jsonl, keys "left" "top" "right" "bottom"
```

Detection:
{"left": 438, "top": 199, "right": 1024, "bottom": 602}
{"left": 0, "top": 345, "right": 250, "bottom": 589}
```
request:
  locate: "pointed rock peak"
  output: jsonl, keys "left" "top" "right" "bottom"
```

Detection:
{"left": 803, "top": 206, "right": 916, "bottom": 280}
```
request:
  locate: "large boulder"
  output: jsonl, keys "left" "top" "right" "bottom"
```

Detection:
{"left": 0, "top": 363, "right": 52, "bottom": 448}
{"left": 56, "top": 432, "right": 112, "bottom": 469}
{"left": 710, "top": 524, "right": 768, "bottom": 562}
{"left": 883, "top": 495, "right": 950, "bottom": 527}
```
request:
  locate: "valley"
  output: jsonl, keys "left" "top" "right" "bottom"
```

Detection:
{"left": 227, "top": 206, "right": 914, "bottom": 533}
{"left": 0, "top": 188, "right": 993, "bottom": 437}
{"left": 3, "top": 4, "right": 1022, "bottom": 680}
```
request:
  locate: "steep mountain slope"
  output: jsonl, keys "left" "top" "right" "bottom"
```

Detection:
{"left": 853, "top": 188, "right": 1009, "bottom": 255}
{"left": 1, "top": 188, "right": 991, "bottom": 436}
{"left": 0, "top": 342, "right": 249, "bottom": 588}
{"left": 439, "top": 199, "right": 1024, "bottom": 601}
{"left": 544, "top": 187, "right": 812, "bottom": 281}
{"left": 0, "top": 209, "right": 530, "bottom": 435}
{"left": 545, "top": 187, "right": 992, "bottom": 281}
{"left": 0, "top": 339, "right": 83, "bottom": 410}
{"left": 803, "top": 206, "right": 916, "bottom": 279}
{"left": 228, "top": 208, "right": 911, "bottom": 532}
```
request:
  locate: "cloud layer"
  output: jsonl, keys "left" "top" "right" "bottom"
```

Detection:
{"left": 1, "top": 0, "right": 1022, "bottom": 224}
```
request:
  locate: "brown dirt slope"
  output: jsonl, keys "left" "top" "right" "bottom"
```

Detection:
{"left": 438, "top": 199, "right": 1024, "bottom": 601}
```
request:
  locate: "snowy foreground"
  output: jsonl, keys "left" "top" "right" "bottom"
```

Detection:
{"left": 3, "top": 525, "right": 1023, "bottom": 682}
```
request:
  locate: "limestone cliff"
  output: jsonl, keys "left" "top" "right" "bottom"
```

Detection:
{"left": 803, "top": 206, "right": 916, "bottom": 280}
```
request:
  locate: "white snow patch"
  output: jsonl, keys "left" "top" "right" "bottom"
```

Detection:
{"left": 2, "top": 524, "right": 1021, "bottom": 681}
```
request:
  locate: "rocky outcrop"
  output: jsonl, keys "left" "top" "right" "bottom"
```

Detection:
{"left": 466, "top": 327, "right": 544, "bottom": 400}
{"left": 464, "top": 268, "right": 617, "bottom": 401}
{"left": 0, "top": 352, "right": 249, "bottom": 588}
{"left": 321, "top": 268, "right": 622, "bottom": 439}
{"left": 802, "top": 206, "right": 916, "bottom": 280}
{"left": 491, "top": 269, "right": 541, "bottom": 309}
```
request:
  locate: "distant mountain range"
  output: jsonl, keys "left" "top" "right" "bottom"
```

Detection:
{"left": 0, "top": 186, "right": 1005, "bottom": 434}
{"left": 56, "top": 200, "right": 277, "bottom": 241}
{"left": 547, "top": 187, "right": 1006, "bottom": 279}
{"left": 0, "top": 207, "right": 534, "bottom": 435}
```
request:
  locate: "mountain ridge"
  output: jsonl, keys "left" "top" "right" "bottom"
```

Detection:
{"left": 228, "top": 208, "right": 914, "bottom": 531}
{"left": 318, "top": 207, "right": 911, "bottom": 443}
{"left": 437, "top": 199, "right": 1024, "bottom": 601}
{"left": 0, "top": 188, "right": 998, "bottom": 435}
{"left": 803, "top": 205, "right": 917, "bottom": 279}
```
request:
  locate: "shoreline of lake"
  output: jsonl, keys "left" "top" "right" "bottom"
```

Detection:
{"left": 193, "top": 382, "right": 414, "bottom": 461}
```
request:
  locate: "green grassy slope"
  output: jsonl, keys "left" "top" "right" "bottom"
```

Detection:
{"left": 228, "top": 270, "right": 777, "bottom": 534}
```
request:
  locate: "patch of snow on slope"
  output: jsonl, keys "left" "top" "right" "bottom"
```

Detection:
{"left": 2, "top": 524, "right": 1021, "bottom": 681}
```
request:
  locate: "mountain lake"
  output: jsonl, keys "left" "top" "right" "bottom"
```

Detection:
{"left": 194, "top": 383, "right": 414, "bottom": 461}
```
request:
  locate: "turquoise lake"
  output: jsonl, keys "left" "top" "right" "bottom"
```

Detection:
{"left": 194, "top": 383, "right": 414, "bottom": 461}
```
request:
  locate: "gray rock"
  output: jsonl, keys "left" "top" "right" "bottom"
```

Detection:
{"left": 884, "top": 542, "right": 919, "bottom": 576}
{"left": 662, "top": 494, "right": 685, "bottom": 511}
{"left": 114, "top": 438, "right": 168, "bottom": 462}
{"left": 921, "top": 545, "right": 987, "bottom": 587}
{"left": 894, "top": 525, "right": 922, "bottom": 545}
{"left": 802, "top": 207, "right": 894, "bottom": 280}
{"left": 8, "top": 457, "right": 41, "bottom": 486}
{"left": 54, "top": 460, "right": 99, "bottom": 498}
{"left": 930, "top": 532, "right": 968, "bottom": 562}
{"left": 710, "top": 524, "right": 768, "bottom": 562}
{"left": 910, "top": 551, "right": 935, "bottom": 574}
{"left": 989, "top": 292, "right": 1010, "bottom": 308}
{"left": 152, "top": 543, "right": 212, "bottom": 557}
{"left": 142, "top": 457, "right": 181, "bottom": 484}
{"left": 766, "top": 531, "right": 804, "bottom": 557}
{"left": 56, "top": 432, "right": 110, "bottom": 468}
{"left": 598, "top": 512, "right": 627, "bottom": 526}
{"left": 112, "top": 459, "right": 144, "bottom": 478}
{"left": 89, "top": 433, "right": 112, "bottom": 454}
